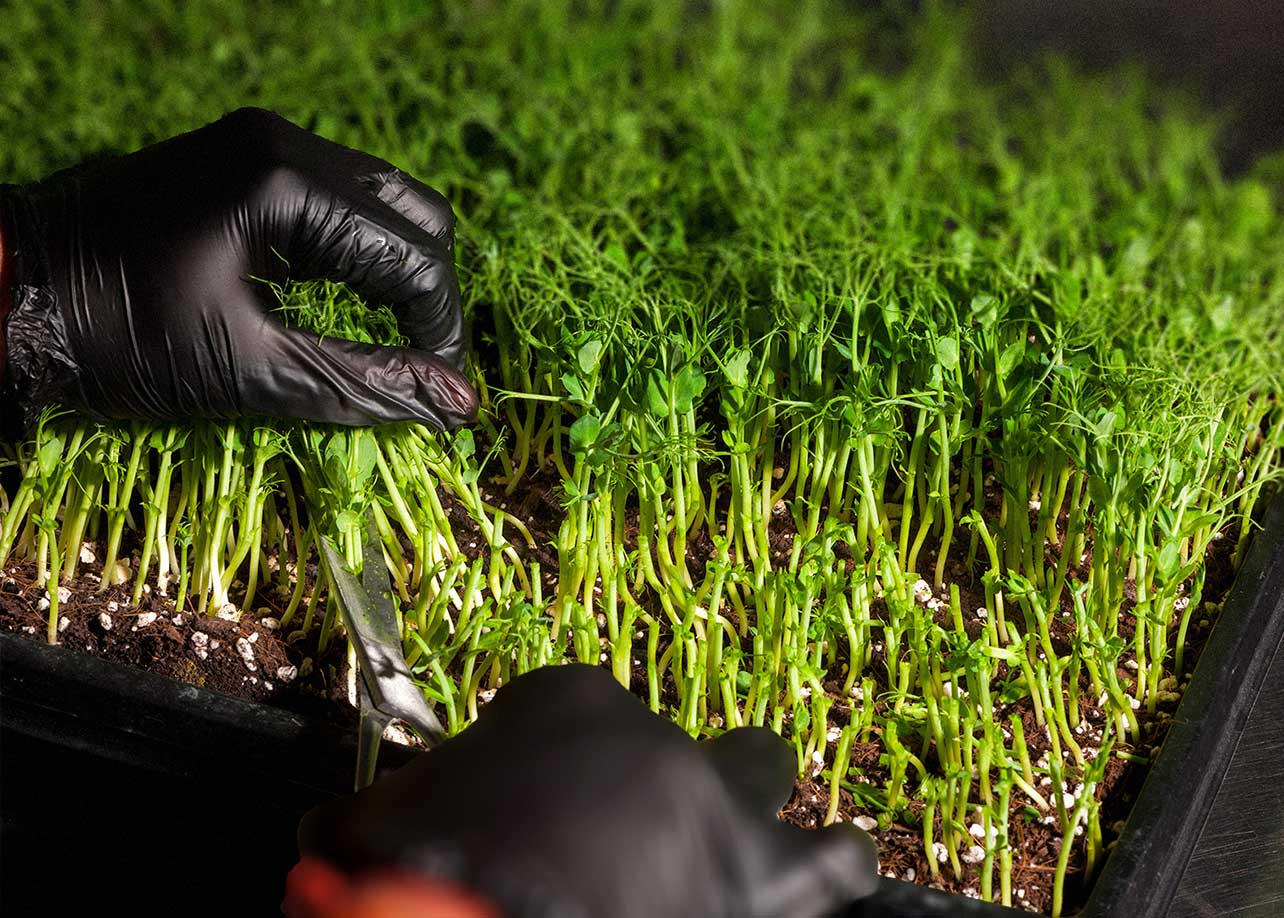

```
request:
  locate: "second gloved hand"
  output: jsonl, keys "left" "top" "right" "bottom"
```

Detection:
{"left": 0, "top": 107, "right": 477, "bottom": 429}
{"left": 293, "top": 664, "right": 879, "bottom": 918}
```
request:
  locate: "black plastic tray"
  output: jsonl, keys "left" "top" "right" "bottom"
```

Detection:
{"left": 4, "top": 493, "right": 1282, "bottom": 916}
{"left": 2, "top": 634, "right": 365, "bottom": 913}
{"left": 1081, "top": 490, "right": 1284, "bottom": 917}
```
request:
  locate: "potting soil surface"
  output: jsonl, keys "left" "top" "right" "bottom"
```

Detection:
{"left": 0, "top": 559, "right": 358, "bottom": 727}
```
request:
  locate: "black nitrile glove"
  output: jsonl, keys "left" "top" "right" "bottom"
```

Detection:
{"left": 295, "top": 664, "right": 879, "bottom": 918}
{"left": 0, "top": 107, "right": 476, "bottom": 432}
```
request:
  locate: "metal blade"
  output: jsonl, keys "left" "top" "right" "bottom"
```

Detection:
{"left": 318, "top": 519, "right": 445, "bottom": 788}
{"left": 354, "top": 677, "right": 395, "bottom": 792}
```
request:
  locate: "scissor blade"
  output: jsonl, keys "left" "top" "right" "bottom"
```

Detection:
{"left": 355, "top": 677, "right": 394, "bottom": 791}
{"left": 318, "top": 529, "right": 446, "bottom": 750}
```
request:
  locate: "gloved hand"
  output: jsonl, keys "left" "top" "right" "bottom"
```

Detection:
{"left": 0, "top": 107, "right": 476, "bottom": 432}
{"left": 291, "top": 664, "right": 879, "bottom": 918}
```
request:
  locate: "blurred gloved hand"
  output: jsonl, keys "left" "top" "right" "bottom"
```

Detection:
{"left": 0, "top": 107, "right": 477, "bottom": 431}
{"left": 290, "top": 664, "right": 879, "bottom": 918}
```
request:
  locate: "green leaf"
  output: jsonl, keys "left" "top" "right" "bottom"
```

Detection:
{"left": 1094, "top": 410, "right": 1118, "bottom": 441}
{"left": 597, "top": 422, "right": 625, "bottom": 453}
{"left": 1087, "top": 474, "right": 1112, "bottom": 509}
{"left": 1185, "top": 510, "right": 1221, "bottom": 534}
{"left": 722, "top": 430, "right": 751, "bottom": 454}
{"left": 935, "top": 336, "right": 960, "bottom": 371}
{"left": 451, "top": 429, "right": 476, "bottom": 461}
{"left": 997, "top": 342, "right": 1024, "bottom": 377}
{"left": 335, "top": 509, "right": 361, "bottom": 535}
{"left": 37, "top": 432, "right": 66, "bottom": 478}
{"left": 561, "top": 372, "right": 588, "bottom": 405}
{"left": 1005, "top": 572, "right": 1035, "bottom": 595}
{"left": 1156, "top": 541, "right": 1182, "bottom": 581}
{"left": 788, "top": 292, "right": 818, "bottom": 331}
{"left": 880, "top": 297, "right": 901, "bottom": 336}
{"left": 1053, "top": 271, "right": 1083, "bottom": 320}
{"left": 577, "top": 338, "right": 605, "bottom": 375}
{"left": 970, "top": 294, "right": 999, "bottom": 326}
{"left": 645, "top": 372, "right": 670, "bottom": 417}
{"left": 569, "top": 414, "right": 602, "bottom": 455}
{"left": 324, "top": 434, "right": 349, "bottom": 484}
{"left": 672, "top": 364, "right": 707, "bottom": 412}
{"left": 1120, "top": 236, "right": 1151, "bottom": 277}
{"left": 984, "top": 645, "right": 1019, "bottom": 663}
{"left": 585, "top": 422, "right": 624, "bottom": 469}
{"left": 794, "top": 705, "right": 811, "bottom": 731}
{"left": 351, "top": 434, "right": 378, "bottom": 487}
{"left": 724, "top": 350, "right": 752, "bottom": 389}
{"left": 998, "top": 677, "right": 1031, "bottom": 704}
{"left": 1209, "top": 295, "right": 1235, "bottom": 334}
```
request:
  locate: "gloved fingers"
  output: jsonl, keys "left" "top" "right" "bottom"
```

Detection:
{"left": 706, "top": 727, "right": 797, "bottom": 820}
{"left": 239, "top": 321, "right": 477, "bottom": 428}
{"left": 236, "top": 109, "right": 454, "bottom": 241}
{"left": 751, "top": 823, "right": 880, "bottom": 918}
{"left": 220, "top": 107, "right": 406, "bottom": 199}
{"left": 356, "top": 168, "right": 457, "bottom": 246}
{"left": 480, "top": 663, "right": 658, "bottom": 732}
{"left": 272, "top": 178, "right": 468, "bottom": 370}
{"left": 208, "top": 109, "right": 467, "bottom": 368}
{"left": 708, "top": 726, "right": 880, "bottom": 917}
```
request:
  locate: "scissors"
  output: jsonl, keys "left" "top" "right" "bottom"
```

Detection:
{"left": 318, "top": 513, "right": 446, "bottom": 790}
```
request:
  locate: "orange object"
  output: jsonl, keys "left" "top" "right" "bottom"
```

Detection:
{"left": 283, "top": 858, "right": 502, "bottom": 918}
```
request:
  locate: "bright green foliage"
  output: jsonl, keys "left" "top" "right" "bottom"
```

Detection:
{"left": 3, "top": 2, "right": 1284, "bottom": 913}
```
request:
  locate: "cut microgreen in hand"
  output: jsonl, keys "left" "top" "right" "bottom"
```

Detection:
{"left": 3, "top": 2, "right": 1284, "bottom": 915}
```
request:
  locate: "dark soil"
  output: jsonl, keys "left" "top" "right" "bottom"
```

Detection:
{"left": 0, "top": 556, "right": 357, "bottom": 726}
{"left": 773, "top": 514, "right": 1240, "bottom": 916}
{"left": 0, "top": 470, "right": 1247, "bottom": 917}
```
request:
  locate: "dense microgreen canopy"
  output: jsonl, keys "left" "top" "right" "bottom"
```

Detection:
{"left": 3, "top": 2, "right": 1283, "bottom": 913}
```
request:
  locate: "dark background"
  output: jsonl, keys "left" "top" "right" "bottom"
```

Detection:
{"left": 976, "top": 0, "right": 1284, "bottom": 173}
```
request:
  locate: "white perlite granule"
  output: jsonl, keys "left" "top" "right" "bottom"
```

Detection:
{"left": 190, "top": 631, "right": 210, "bottom": 660}
{"left": 962, "top": 845, "right": 986, "bottom": 865}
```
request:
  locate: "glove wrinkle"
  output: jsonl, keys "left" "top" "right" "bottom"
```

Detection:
{"left": 364, "top": 168, "right": 457, "bottom": 246}
{"left": 111, "top": 253, "right": 160, "bottom": 419}
{"left": 0, "top": 185, "right": 78, "bottom": 430}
